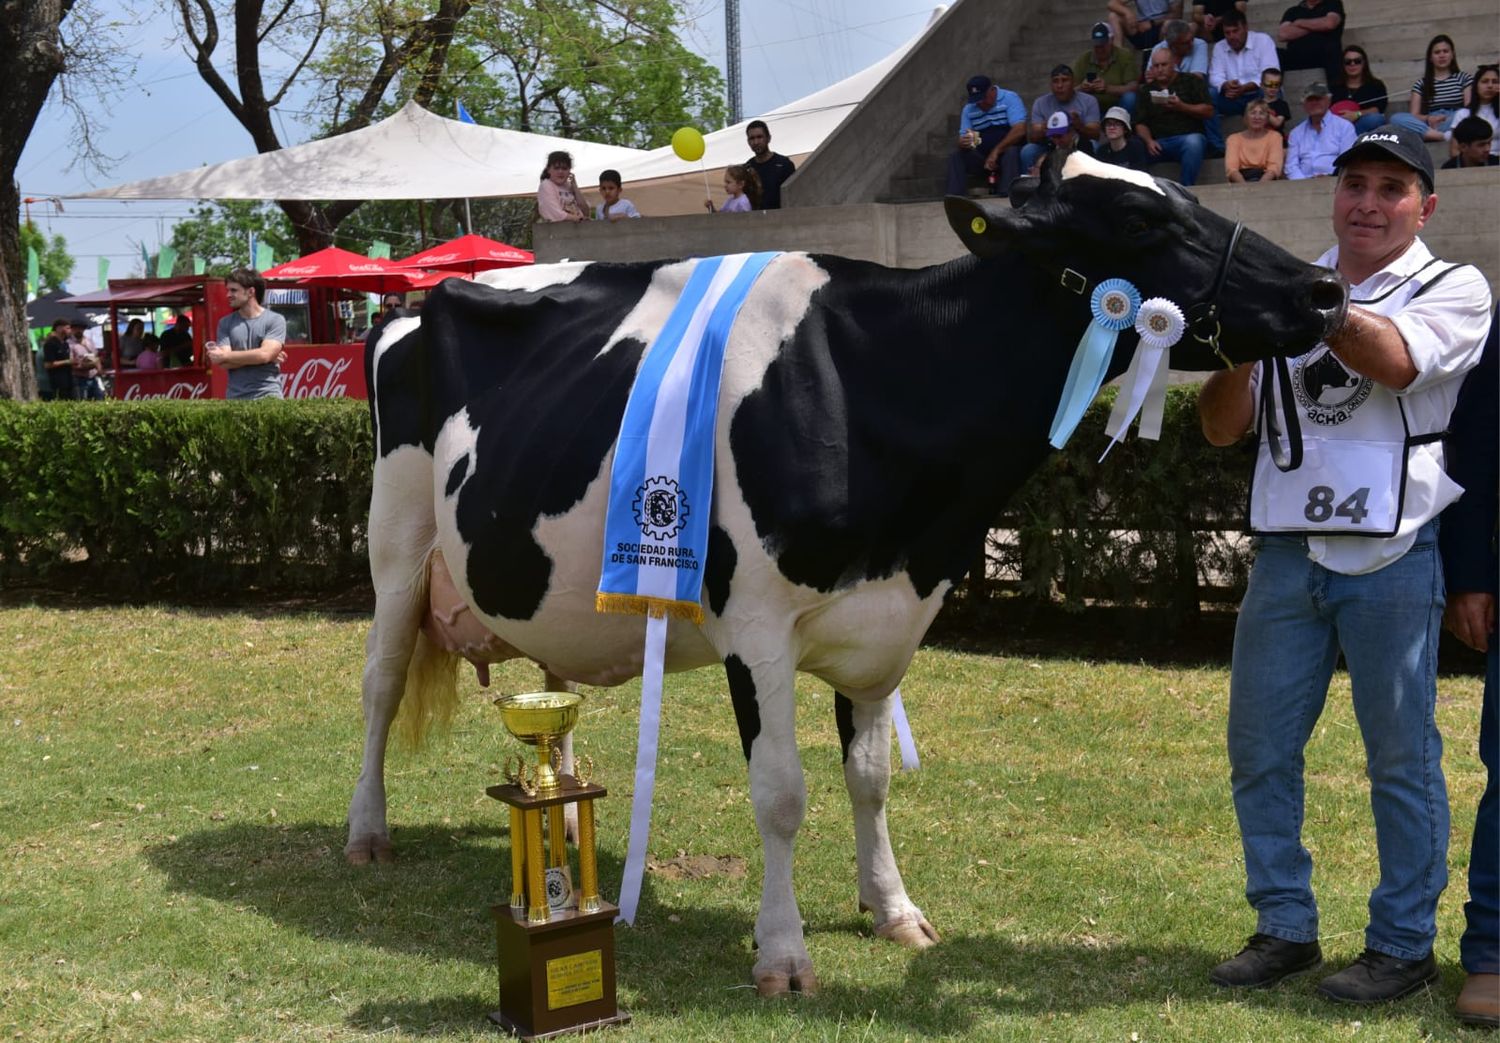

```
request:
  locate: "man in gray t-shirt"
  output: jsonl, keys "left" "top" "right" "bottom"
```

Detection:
{"left": 207, "top": 268, "right": 287, "bottom": 399}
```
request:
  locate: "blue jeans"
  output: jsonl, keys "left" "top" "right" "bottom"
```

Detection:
{"left": 1150, "top": 132, "right": 1206, "bottom": 185}
{"left": 1353, "top": 112, "right": 1386, "bottom": 134}
{"left": 1462, "top": 638, "right": 1499, "bottom": 973}
{"left": 1389, "top": 110, "right": 1459, "bottom": 137}
{"left": 1228, "top": 520, "right": 1449, "bottom": 961}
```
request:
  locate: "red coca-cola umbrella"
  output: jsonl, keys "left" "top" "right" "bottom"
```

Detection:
{"left": 390, "top": 234, "right": 534, "bottom": 275}
{"left": 262, "top": 246, "right": 437, "bottom": 293}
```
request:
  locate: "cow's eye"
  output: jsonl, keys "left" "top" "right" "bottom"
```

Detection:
{"left": 1123, "top": 217, "right": 1151, "bottom": 238}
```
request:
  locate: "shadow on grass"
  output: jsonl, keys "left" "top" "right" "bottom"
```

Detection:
{"left": 141, "top": 821, "right": 1447, "bottom": 1036}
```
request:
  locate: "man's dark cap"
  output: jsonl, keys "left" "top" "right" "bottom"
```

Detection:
{"left": 1050, "top": 64, "right": 1074, "bottom": 78}
{"left": 1334, "top": 124, "right": 1435, "bottom": 192}
{"left": 1090, "top": 21, "right": 1112, "bottom": 41}
{"left": 966, "top": 74, "right": 992, "bottom": 99}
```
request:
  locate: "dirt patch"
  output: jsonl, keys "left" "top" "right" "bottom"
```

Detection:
{"left": 647, "top": 854, "right": 748, "bottom": 881}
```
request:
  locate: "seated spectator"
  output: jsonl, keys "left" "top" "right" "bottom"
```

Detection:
{"left": 536, "top": 150, "right": 589, "bottom": 222}
{"left": 1021, "top": 65, "right": 1101, "bottom": 174}
{"left": 1284, "top": 81, "right": 1355, "bottom": 178}
{"left": 1134, "top": 49, "right": 1213, "bottom": 185}
{"left": 1211, "top": 10, "right": 1278, "bottom": 119}
{"left": 1192, "top": 0, "right": 1245, "bottom": 44}
{"left": 159, "top": 313, "right": 193, "bottom": 367}
{"left": 1330, "top": 45, "right": 1389, "bottom": 134}
{"left": 1391, "top": 34, "right": 1476, "bottom": 142}
{"left": 135, "top": 333, "right": 163, "bottom": 371}
{"left": 1153, "top": 19, "right": 1221, "bottom": 152}
{"left": 1095, "top": 105, "right": 1152, "bottom": 169}
{"left": 594, "top": 169, "right": 642, "bottom": 220}
{"left": 118, "top": 317, "right": 145, "bottom": 365}
{"left": 1448, "top": 64, "right": 1499, "bottom": 161}
{"left": 945, "top": 74, "right": 1027, "bottom": 197}
{"left": 1260, "top": 67, "right": 1292, "bottom": 136}
{"left": 1225, "top": 100, "right": 1286, "bottom": 181}
{"left": 705, "top": 164, "right": 760, "bottom": 213}
{"left": 1076, "top": 22, "right": 1141, "bottom": 116}
{"left": 1277, "top": 0, "right": 1344, "bottom": 88}
{"left": 1027, "top": 112, "right": 1081, "bottom": 174}
{"left": 1441, "top": 116, "right": 1498, "bottom": 168}
{"left": 1107, "top": 0, "right": 1181, "bottom": 54}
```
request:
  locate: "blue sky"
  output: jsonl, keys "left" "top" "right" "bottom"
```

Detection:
{"left": 18, "top": 0, "right": 938, "bottom": 294}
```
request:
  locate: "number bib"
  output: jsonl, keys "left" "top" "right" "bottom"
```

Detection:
{"left": 1250, "top": 437, "right": 1405, "bottom": 536}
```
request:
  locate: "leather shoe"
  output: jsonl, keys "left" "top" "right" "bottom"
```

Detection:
{"left": 1210, "top": 933, "right": 1323, "bottom": 989}
{"left": 1457, "top": 972, "right": 1499, "bottom": 1027}
{"left": 1317, "top": 949, "right": 1438, "bottom": 1004}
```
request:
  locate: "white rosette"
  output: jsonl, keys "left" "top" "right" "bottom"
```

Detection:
{"left": 1101, "top": 297, "right": 1185, "bottom": 459}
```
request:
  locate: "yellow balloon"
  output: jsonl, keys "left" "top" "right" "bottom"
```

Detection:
{"left": 671, "top": 126, "right": 706, "bottom": 162}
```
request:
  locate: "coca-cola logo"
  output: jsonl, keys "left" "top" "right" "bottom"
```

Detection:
{"left": 348, "top": 263, "right": 386, "bottom": 273}
{"left": 415, "top": 252, "right": 458, "bottom": 263}
{"left": 282, "top": 356, "right": 354, "bottom": 399}
{"left": 275, "top": 265, "right": 319, "bottom": 275}
{"left": 122, "top": 380, "right": 209, "bottom": 400}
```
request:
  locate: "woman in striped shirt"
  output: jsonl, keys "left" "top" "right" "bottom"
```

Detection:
{"left": 1390, "top": 34, "right": 1474, "bottom": 142}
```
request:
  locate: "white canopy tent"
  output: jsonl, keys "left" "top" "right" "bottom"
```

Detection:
{"left": 71, "top": 9, "right": 942, "bottom": 216}
{"left": 72, "top": 101, "right": 644, "bottom": 202}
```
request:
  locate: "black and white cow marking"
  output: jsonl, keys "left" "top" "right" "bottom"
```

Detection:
{"left": 347, "top": 152, "right": 1348, "bottom": 996}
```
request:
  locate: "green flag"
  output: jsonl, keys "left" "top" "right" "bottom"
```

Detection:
{"left": 140, "top": 242, "right": 151, "bottom": 274}
{"left": 254, "top": 241, "right": 274, "bottom": 271}
{"left": 156, "top": 245, "right": 178, "bottom": 278}
{"left": 193, "top": 256, "right": 206, "bottom": 275}
{"left": 26, "top": 247, "right": 40, "bottom": 302}
{"left": 97, "top": 257, "right": 110, "bottom": 290}
{"left": 368, "top": 240, "right": 392, "bottom": 260}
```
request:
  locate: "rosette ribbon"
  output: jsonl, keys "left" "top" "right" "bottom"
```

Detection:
{"left": 1049, "top": 278, "right": 1140, "bottom": 449}
{"left": 1099, "top": 297, "right": 1185, "bottom": 460}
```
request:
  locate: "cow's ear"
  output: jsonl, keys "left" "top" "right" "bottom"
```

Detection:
{"left": 944, "top": 195, "right": 1029, "bottom": 258}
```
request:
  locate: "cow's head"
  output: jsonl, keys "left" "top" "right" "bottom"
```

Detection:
{"left": 944, "top": 151, "right": 1347, "bottom": 369}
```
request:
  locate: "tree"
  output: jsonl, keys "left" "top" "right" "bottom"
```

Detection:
{"left": 175, "top": 0, "right": 478, "bottom": 254}
{"left": 19, "top": 223, "right": 76, "bottom": 294}
{"left": 165, "top": 200, "right": 299, "bottom": 274}
{"left": 0, "top": 0, "right": 126, "bottom": 399}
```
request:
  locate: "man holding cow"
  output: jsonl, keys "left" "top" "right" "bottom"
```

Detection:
{"left": 1199, "top": 125, "right": 1492, "bottom": 1005}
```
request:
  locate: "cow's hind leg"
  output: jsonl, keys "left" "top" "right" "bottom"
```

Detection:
{"left": 727, "top": 653, "right": 817, "bottom": 996}
{"left": 836, "top": 692, "right": 939, "bottom": 949}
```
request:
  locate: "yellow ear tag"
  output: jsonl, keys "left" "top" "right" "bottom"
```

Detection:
{"left": 970, "top": 216, "right": 987, "bottom": 235}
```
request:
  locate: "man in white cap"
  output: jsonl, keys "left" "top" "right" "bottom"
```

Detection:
{"left": 1198, "top": 124, "right": 1492, "bottom": 1005}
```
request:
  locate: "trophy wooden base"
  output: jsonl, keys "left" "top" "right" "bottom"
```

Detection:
{"left": 489, "top": 900, "right": 629, "bottom": 1040}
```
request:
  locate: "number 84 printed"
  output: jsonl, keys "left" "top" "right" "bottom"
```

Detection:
{"left": 1303, "top": 485, "right": 1372, "bottom": 524}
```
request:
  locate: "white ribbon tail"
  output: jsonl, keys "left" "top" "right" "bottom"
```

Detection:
{"left": 1099, "top": 342, "right": 1169, "bottom": 461}
{"left": 616, "top": 613, "right": 668, "bottom": 925}
{"left": 891, "top": 687, "right": 919, "bottom": 770}
{"left": 1136, "top": 346, "right": 1172, "bottom": 441}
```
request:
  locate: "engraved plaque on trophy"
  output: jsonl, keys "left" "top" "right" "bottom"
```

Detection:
{"left": 486, "top": 692, "right": 628, "bottom": 1040}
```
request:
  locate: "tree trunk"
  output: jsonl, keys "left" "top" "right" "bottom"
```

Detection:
{"left": 0, "top": 0, "right": 71, "bottom": 400}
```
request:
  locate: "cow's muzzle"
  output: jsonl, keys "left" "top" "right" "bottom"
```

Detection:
{"left": 1307, "top": 269, "right": 1350, "bottom": 340}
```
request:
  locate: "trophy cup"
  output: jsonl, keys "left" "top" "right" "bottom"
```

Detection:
{"left": 487, "top": 692, "right": 628, "bottom": 1039}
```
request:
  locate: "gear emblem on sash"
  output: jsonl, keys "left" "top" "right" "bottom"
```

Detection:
{"left": 1292, "top": 344, "right": 1373, "bottom": 426}
{"left": 633, "top": 476, "right": 689, "bottom": 540}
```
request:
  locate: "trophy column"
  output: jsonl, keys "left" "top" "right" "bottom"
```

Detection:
{"left": 489, "top": 692, "right": 628, "bottom": 1040}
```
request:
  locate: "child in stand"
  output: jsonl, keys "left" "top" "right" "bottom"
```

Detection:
{"left": 594, "top": 169, "right": 643, "bottom": 221}
{"left": 705, "top": 164, "right": 761, "bottom": 213}
{"left": 1260, "top": 67, "right": 1291, "bottom": 137}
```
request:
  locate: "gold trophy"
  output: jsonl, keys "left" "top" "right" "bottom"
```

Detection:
{"left": 487, "top": 692, "right": 627, "bottom": 1039}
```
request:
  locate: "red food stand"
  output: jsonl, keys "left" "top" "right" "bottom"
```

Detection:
{"left": 61, "top": 277, "right": 370, "bottom": 400}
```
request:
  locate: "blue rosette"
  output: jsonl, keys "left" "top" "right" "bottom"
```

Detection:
{"left": 1049, "top": 277, "right": 1141, "bottom": 449}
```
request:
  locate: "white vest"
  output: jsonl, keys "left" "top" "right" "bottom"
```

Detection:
{"left": 1250, "top": 258, "right": 1466, "bottom": 548}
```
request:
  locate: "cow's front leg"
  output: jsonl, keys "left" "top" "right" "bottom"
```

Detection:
{"left": 727, "top": 653, "right": 817, "bottom": 996}
{"left": 836, "top": 692, "right": 939, "bottom": 949}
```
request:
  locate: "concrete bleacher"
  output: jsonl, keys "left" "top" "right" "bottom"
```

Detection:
{"left": 537, "top": 0, "right": 1498, "bottom": 292}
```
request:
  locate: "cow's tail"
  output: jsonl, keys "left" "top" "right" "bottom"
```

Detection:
{"left": 391, "top": 557, "right": 461, "bottom": 750}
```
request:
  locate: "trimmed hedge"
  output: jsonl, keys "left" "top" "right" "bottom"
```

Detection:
{"left": 0, "top": 398, "right": 372, "bottom": 594}
{"left": 0, "top": 388, "right": 1256, "bottom": 607}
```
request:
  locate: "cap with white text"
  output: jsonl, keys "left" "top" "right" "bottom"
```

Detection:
{"left": 1333, "top": 124, "right": 1435, "bottom": 192}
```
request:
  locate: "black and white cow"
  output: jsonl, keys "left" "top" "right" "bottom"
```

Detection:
{"left": 347, "top": 153, "right": 1347, "bottom": 995}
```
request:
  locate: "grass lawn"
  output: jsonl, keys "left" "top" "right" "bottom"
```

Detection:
{"left": 0, "top": 603, "right": 1486, "bottom": 1042}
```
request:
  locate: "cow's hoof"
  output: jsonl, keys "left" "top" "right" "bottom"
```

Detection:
{"left": 874, "top": 911, "right": 941, "bottom": 949}
{"left": 754, "top": 966, "right": 819, "bottom": 998}
{"left": 344, "top": 835, "right": 394, "bottom": 865}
